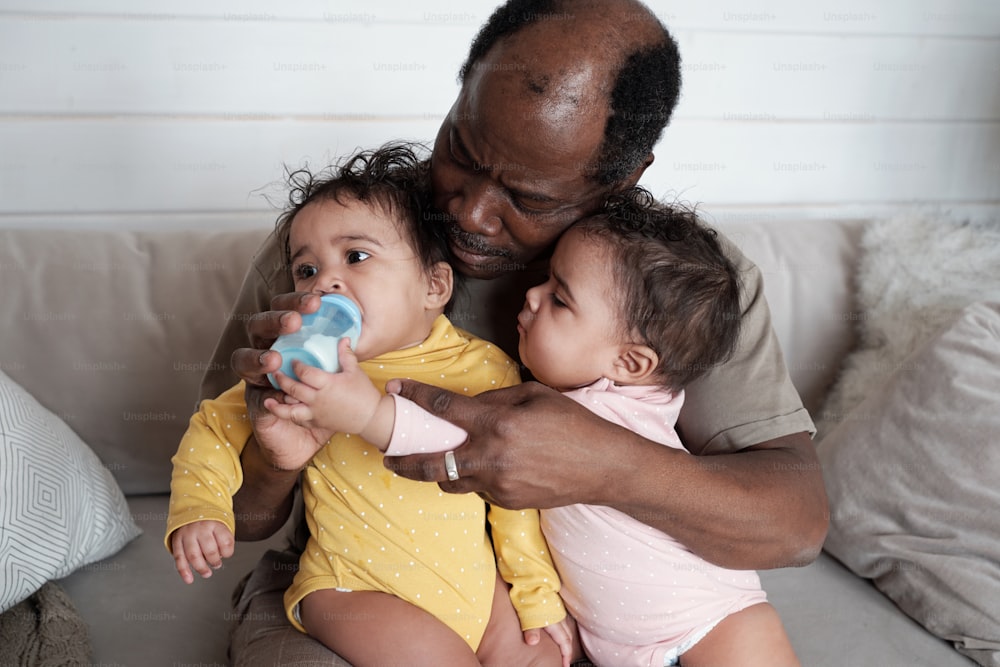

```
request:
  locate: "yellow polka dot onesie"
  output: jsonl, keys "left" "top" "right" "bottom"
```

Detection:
{"left": 165, "top": 315, "right": 565, "bottom": 649}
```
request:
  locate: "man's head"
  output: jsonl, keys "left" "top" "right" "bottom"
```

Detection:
{"left": 430, "top": 0, "right": 682, "bottom": 278}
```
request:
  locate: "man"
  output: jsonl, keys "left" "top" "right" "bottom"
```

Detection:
{"left": 205, "top": 1, "right": 828, "bottom": 663}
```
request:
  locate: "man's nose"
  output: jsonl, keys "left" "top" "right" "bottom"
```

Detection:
{"left": 449, "top": 177, "right": 502, "bottom": 237}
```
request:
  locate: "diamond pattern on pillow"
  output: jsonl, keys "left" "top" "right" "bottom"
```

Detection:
{"left": 1, "top": 370, "right": 141, "bottom": 612}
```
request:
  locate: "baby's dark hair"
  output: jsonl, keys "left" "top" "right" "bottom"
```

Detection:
{"left": 274, "top": 142, "right": 449, "bottom": 277}
{"left": 576, "top": 188, "right": 742, "bottom": 392}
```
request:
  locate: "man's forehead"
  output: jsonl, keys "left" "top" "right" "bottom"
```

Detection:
{"left": 478, "top": 30, "right": 609, "bottom": 103}
{"left": 455, "top": 115, "right": 594, "bottom": 203}
{"left": 456, "top": 77, "right": 605, "bottom": 185}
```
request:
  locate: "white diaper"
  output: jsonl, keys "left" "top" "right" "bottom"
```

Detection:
{"left": 663, "top": 617, "right": 724, "bottom": 666}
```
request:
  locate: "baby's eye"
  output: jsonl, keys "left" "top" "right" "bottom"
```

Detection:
{"left": 294, "top": 263, "right": 318, "bottom": 280}
{"left": 549, "top": 292, "right": 567, "bottom": 308}
{"left": 347, "top": 250, "right": 371, "bottom": 264}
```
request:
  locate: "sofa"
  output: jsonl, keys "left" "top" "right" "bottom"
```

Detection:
{"left": 0, "top": 217, "right": 987, "bottom": 666}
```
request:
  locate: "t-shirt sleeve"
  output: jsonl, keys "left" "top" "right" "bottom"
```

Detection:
{"left": 676, "top": 232, "right": 816, "bottom": 455}
{"left": 200, "top": 232, "right": 293, "bottom": 402}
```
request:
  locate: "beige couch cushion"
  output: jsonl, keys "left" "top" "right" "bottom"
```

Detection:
{"left": 0, "top": 227, "right": 269, "bottom": 495}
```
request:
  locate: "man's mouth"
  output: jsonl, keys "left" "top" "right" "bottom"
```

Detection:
{"left": 447, "top": 225, "right": 509, "bottom": 263}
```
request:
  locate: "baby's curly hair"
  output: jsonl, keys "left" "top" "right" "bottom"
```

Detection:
{"left": 274, "top": 142, "right": 449, "bottom": 276}
{"left": 576, "top": 188, "right": 742, "bottom": 392}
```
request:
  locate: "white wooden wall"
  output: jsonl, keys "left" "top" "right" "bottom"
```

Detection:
{"left": 1, "top": 0, "right": 999, "bottom": 230}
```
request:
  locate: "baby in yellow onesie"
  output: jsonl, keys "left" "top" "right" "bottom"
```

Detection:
{"left": 165, "top": 144, "right": 571, "bottom": 666}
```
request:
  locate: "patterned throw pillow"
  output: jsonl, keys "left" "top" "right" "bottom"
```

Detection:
{"left": 0, "top": 370, "right": 141, "bottom": 612}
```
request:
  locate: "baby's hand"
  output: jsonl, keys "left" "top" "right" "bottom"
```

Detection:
{"left": 265, "top": 338, "right": 381, "bottom": 435}
{"left": 170, "top": 520, "right": 235, "bottom": 584}
{"left": 525, "top": 617, "right": 577, "bottom": 667}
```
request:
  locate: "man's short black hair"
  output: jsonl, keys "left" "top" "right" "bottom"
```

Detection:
{"left": 459, "top": 0, "right": 682, "bottom": 185}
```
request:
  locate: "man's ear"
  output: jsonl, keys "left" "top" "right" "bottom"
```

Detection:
{"left": 424, "top": 261, "right": 454, "bottom": 310}
{"left": 614, "top": 153, "right": 655, "bottom": 192}
{"left": 608, "top": 343, "right": 659, "bottom": 385}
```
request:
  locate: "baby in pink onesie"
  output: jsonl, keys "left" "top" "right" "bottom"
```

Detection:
{"left": 389, "top": 190, "right": 801, "bottom": 667}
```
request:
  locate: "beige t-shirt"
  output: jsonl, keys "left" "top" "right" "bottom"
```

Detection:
{"left": 201, "top": 229, "right": 814, "bottom": 455}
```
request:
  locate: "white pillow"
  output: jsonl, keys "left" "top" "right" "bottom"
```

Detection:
{"left": 0, "top": 370, "right": 141, "bottom": 612}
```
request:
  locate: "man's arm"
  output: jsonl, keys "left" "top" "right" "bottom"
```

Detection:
{"left": 231, "top": 433, "right": 301, "bottom": 541}
{"left": 383, "top": 381, "right": 828, "bottom": 570}
{"left": 607, "top": 429, "right": 827, "bottom": 570}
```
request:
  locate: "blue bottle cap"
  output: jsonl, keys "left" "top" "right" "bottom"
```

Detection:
{"left": 267, "top": 294, "right": 362, "bottom": 389}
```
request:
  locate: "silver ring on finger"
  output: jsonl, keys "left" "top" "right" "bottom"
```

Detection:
{"left": 444, "top": 450, "right": 460, "bottom": 481}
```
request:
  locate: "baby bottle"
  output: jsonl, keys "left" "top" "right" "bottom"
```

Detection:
{"left": 267, "top": 294, "right": 362, "bottom": 389}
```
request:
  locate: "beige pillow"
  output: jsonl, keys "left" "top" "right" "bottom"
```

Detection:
{"left": 819, "top": 302, "right": 1000, "bottom": 666}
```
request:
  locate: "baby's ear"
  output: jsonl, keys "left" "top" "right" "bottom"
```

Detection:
{"left": 608, "top": 343, "right": 659, "bottom": 385}
{"left": 425, "top": 261, "right": 454, "bottom": 310}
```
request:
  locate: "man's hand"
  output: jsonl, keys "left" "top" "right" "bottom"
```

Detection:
{"left": 383, "top": 380, "right": 613, "bottom": 509}
{"left": 230, "top": 291, "right": 322, "bottom": 388}
{"left": 244, "top": 380, "right": 333, "bottom": 473}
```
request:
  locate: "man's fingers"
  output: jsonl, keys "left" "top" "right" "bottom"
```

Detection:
{"left": 384, "top": 448, "right": 478, "bottom": 494}
{"left": 384, "top": 450, "right": 447, "bottom": 482}
{"left": 232, "top": 292, "right": 323, "bottom": 388}
{"left": 393, "top": 379, "right": 471, "bottom": 420}
{"left": 246, "top": 310, "right": 300, "bottom": 350}
{"left": 245, "top": 292, "right": 320, "bottom": 349}
{"left": 269, "top": 291, "right": 321, "bottom": 314}
{"left": 231, "top": 348, "right": 281, "bottom": 387}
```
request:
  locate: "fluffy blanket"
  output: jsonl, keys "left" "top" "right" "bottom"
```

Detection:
{"left": 0, "top": 581, "right": 90, "bottom": 666}
{"left": 815, "top": 209, "right": 1000, "bottom": 439}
